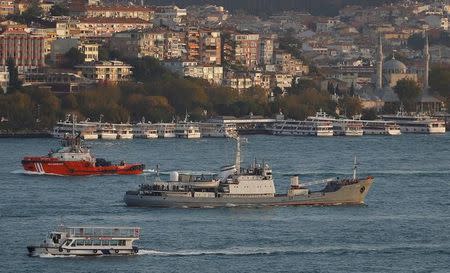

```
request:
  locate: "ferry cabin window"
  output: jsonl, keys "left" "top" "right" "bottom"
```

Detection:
{"left": 118, "top": 240, "right": 126, "bottom": 246}
{"left": 65, "top": 239, "right": 72, "bottom": 246}
{"left": 93, "top": 240, "right": 101, "bottom": 246}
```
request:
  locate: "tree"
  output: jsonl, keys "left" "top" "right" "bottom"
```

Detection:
{"left": 61, "top": 47, "right": 85, "bottom": 68}
{"left": 272, "top": 86, "right": 283, "bottom": 97}
{"left": 361, "top": 108, "right": 378, "bottom": 120}
{"left": 430, "top": 65, "right": 450, "bottom": 113}
{"left": 22, "top": 1, "right": 43, "bottom": 22}
{"left": 394, "top": 79, "right": 422, "bottom": 112}
{"left": 338, "top": 96, "right": 362, "bottom": 117}
{"left": 430, "top": 65, "right": 450, "bottom": 99}
{"left": 50, "top": 3, "right": 69, "bottom": 16}
{"left": 7, "top": 58, "right": 21, "bottom": 92}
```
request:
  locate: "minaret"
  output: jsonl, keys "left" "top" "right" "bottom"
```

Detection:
{"left": 376, "top": 35, "right": 383, "bottom": 90}
{"left": 424, "top": 34, "right": 430, "bottom": 91}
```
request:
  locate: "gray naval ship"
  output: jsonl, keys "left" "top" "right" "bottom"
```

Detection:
{"left": 124, "top": 138, "right": 373, "bottom": 208}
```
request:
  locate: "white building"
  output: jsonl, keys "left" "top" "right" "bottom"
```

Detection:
{"left": 163, "top": 61, "right": 223, "bottom": 84}
{"left": 76, "top": 60, "right": 133, "bottom": 83}
{"left": 154, "top": 5, "right": 187, "bottom": 28}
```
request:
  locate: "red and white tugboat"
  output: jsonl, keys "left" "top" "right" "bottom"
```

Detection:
{"left": 22, "top": 116, "right": 144, "bottom": 176}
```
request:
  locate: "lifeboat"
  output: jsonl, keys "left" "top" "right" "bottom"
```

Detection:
{"left": 22, "top": 135, "right": 144, "bottom": 176}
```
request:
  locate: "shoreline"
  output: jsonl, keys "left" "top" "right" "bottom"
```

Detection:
{"left": 0, "top": 131, "right": 52, "bottom": 138}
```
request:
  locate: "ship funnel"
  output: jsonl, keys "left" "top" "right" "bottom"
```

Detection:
{"left": 290, "top": 176, "right": 299, "bottom": 188}
{"left": 170, "top": 171, "right": 179, "bottom": 182}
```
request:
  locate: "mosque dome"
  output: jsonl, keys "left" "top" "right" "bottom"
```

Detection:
{"left": 383, "top": 58, "right": 407, "bottom": 74}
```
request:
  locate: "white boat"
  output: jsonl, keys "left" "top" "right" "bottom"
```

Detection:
{"left": 307, "top": 111, "right": 363, "bottom": 136}
{"left": 199, "top": 122, "right": 237, "bottom": 138}
{"left": 272, "top": 119, "right": 333, "bottom": 137}
{"left": 133, "top": 123, "right": 158, "bottom": 139}
{"left": 175, "top": 123, "right": 201, "bottom": 139}
{"left": 155, "top": 123, "right": 176, "bottom": 138}
{"left": 175, "top": 122, "right": 201, "bottom": 139}
{"left": 362, "top": 120, "right": 401, "bottom": 135}
{"left": 52, "top": 118, "right": 99, "bottom": 140}
{"left": 27, "top": 225, "right": 140, "bottom": 256}
{"left": 97, "top": 124, "right": 118, "bottom": 140}
{"left": 116, "top": 124, "right": 134, "bottom": 139}
{"left": 381, "top": 113, "right": 446, "bottom": 134}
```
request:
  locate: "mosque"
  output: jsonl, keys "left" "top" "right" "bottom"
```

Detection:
{"left": 358, "top": 35, "right": 443, "bottom": 113}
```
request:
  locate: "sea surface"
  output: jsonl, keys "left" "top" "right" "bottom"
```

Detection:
{"left": 0, "top": 135, "right": 449, "bottom": 273}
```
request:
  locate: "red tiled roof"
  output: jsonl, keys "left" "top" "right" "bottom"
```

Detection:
{"left": 86, "top": 5, "right": 155, "bottom": 12}
{"left": 79, "top": 18, "right": 151, "bottom": 24}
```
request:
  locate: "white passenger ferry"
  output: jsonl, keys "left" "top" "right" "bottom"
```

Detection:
{"left": 133, "top": 123, "right": 158, "bottom": 139}
{"left": 97, "top": 124, "right": 118, "bottom": 140}
{"left": 53, "top": 118, "right": 98, "bottom": 140}
{"left": 362, "top": 120, "right": 401, "bottom": 135}
{"left": 307, "top": 111, "right": 363, "bottom": 136}
{"left": 175, "top": 122, "right": 201, "bottom": 139}
{"left": 27, "top": 225, "right": 140, "bottom": 256}
{"left": 115, "top": 124, "right": 134, "bottom": 139}
{"left": 272, "top": 119, "right": 333, "bottom": 136}
{"left": 155, "top": 123, "right": 176, "bottom": 138}
{"left": 199, "top": 122, "right": 237, "bottom": 138}
{"left": 381, "top": 113, "right": 446, "bottom": 134}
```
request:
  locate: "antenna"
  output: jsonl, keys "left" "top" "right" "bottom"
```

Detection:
{"left": 235, "top": 136, "right": 240, "bottom": 174}
{"left": 352, "top": 156, "right": 358, "bottom": 180}
{"left": 72, "top": 114, "right": 77, "bottom": 136}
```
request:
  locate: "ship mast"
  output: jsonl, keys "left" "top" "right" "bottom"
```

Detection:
{"left": 72, "top": 114, "right": 77, "bottom": 137}
{"left": 353, "top": 156, "right": 357, "bottom": 180}
{"left": 235, "top": 136, "right": 240, "bottom": 174}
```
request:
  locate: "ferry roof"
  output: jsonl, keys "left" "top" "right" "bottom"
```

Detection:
{"left": 208, "top": 116, "right": 277, "bottom": 124}
{"left": 63, "top": 226, "right": 141, "bottom": 238}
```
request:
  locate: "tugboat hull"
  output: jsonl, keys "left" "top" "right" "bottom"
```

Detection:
{"left": 124, "top": 178, "right": 373, "bottom": 208}
{"left": 22, "top": 158, "right": 144, "bottom": 176}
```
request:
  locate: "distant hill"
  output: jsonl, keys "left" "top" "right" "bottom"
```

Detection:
{"left": 145, "top": 0, "right": 393, "bottom": 16}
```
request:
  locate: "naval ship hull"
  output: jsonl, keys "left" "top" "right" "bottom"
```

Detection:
{"left": 124, "top": 178, "right": 373, "bottom": 208}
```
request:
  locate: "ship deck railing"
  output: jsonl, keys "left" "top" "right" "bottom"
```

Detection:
{"left": 64, "top": 227, "right": 141, "bottom": 238}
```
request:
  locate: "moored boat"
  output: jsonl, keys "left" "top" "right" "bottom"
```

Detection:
{"left": 27, "top": 225, "right": 140, "bottom": 256}
{"left": 381, "top": 112, "right": 446, "bottom": 134}
{"left": 272, "top": 119, "right": 333, "bottom": 137}
{"left": 363, "top": 120, "right": 401, "bottom": 135}
{"left": 155, "top": 122, "right": 176, "bottom": 138}
{"left": 307, "top": 111, "right": 363, "bottom": 136}
{"left": 133, "top": 122, "right": 158, "bottom": 139}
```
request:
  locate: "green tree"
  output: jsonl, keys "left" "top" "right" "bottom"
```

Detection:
{"left": 7, "top": 58, "right": 21, "bottom": 92}
{"left": 338, "top": 96, "right": 362, "bottom": 117}
{"left": 28, "top": 88, "right": 62, "bottom": 128}
{"left": 22, "top": 1, "right": 43, "bottom": 21}
{"left": 394, "top": 79, "right": 422, "bottom": 112}
{"left": 430, "top": 65, "right": 450, "bottom": 99}
{"left": 361, "top": 108, "right": 378, "bottom": 120}
{"left": 50, "top": 3, "right": 69, "bottom": 16}
{"left": 61, "top": 47, "right": 85, "bottom": 68}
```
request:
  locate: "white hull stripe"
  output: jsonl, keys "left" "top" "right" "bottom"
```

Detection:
{"left": 34, "top": 163, "right": 44, "bottom": 173}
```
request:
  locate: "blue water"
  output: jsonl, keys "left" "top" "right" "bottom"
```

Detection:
{"left": 1, "top": 135, "right": 449, "bottom": 273}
